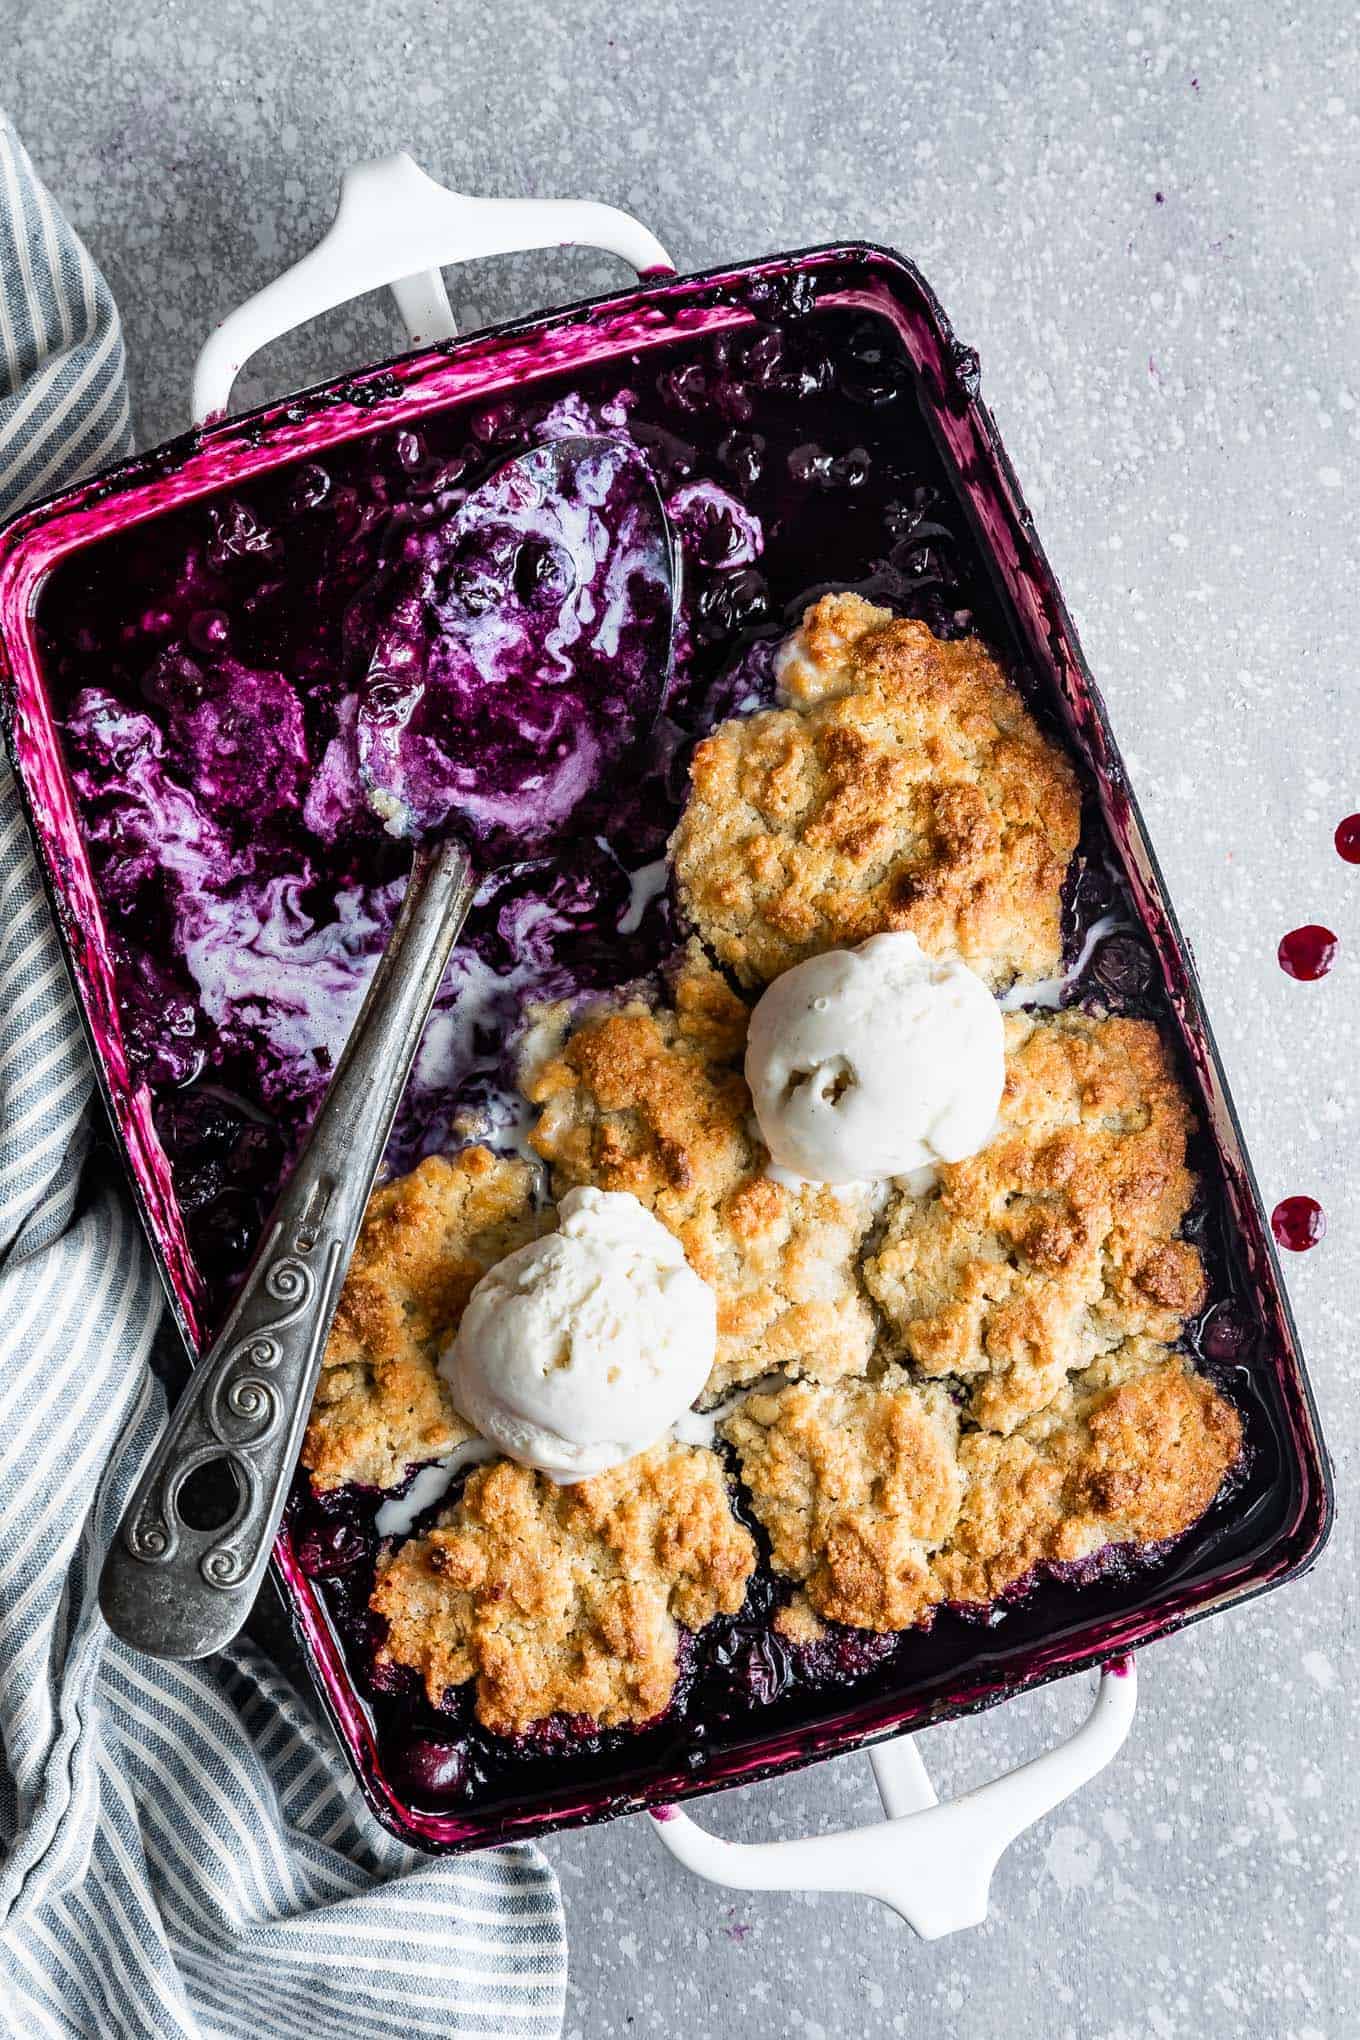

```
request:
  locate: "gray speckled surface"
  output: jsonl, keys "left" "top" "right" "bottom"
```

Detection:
{"left": 9, "top": 0, "right": 1358, "bottom": 2032}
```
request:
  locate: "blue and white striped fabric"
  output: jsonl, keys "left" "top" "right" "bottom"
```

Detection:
{"left": 0, "top": 114, "right": 568, "bottom": 2040}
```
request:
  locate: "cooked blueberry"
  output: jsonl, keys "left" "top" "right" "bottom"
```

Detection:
{"left": 1201, "top": 1304, "right": 1252, "bottom": 1364}
{"left": 1092, "top": 934, "right": 1154, "bottom": 1001}
{"left": 694, "top": 567, "right": 771, "bottom": 643}
{"left": 883, "top": 498, "right": 921, "bottom": 539}
{"left": 891, "top": 539, "right": 950, "bottom": 584}
{"left": 286, "top": 463, "right": 331, "bottom": 514}
{"left": 186, "top": 608, "right": 230, "bottom": 653}
{"left": 788, "top": 356, "right": 835, "bottom": 401}
{"left": 951, "top": 344, "right": 982, "bottom": 398}
{"left": 687, "top": 505, "right": 742, "bottom": 567}
{"left": 295, "top": 1517, "right": 370, "bottom": 1577}
{"left": 743, "top": 329, "right": 784, "bottom": 385}
{"left": 743, "top": 270, "right": 816, "bottom": 320}
{"left": 840, "top": 327, "right": 908, "bottom": 407}
{"left": 509, "top": 1713, "right": 600, "bottom": 1759}
{"left": 514, "top": 539, "right": 575, "bottom": 608}
{"left": 190, "top": 1199, "right": 259, "bottom": 1276}
{"left": 884, "top": 485, "right": 941, "bottom": 538}
{"left": 366, "top": 1653, "right": 418, "bottom": 1699}
{"left": 394, "top": 1736, "right": 471, "bottom": 1802}
{"left": 141, "top": 647, "right": 207, "bottom": 708}
{"left": 658, "top": 362, "right": 708, "bottom": 413}
{"left": 712, "top": 1631, "right": 789, "bottom": 1710}
{"left": 787, "top": 443, "right": 833, "bottom": 487}
{"left": 606, "top": 424, "right": 684, "bottom": 495}
{"left": 713, "top": 380, "right": 755, "bottom": 425}
{"left": 409, "top": 454, "right": 468, "bottom": 500}
{"left": 786, "top": 272, "right": 817, "bottom": 317}
{"left": 330, "top": 486, "right": 364, "bottom": 541}
{"left": 1178, "top": 1202, "right": 1211, "bottom": 1249}
{"left": 132, "top": 1020, "right": 206, "bottom": 1090}
{"left": 470, "top": 401, "right": 518, "bottom": 444}
{"left": 206, "top": 499, "right": 279, "bottom": 573}
{"left": 364, "top": 675, "right": 422, "bottom": 727}
{"left": 444, "top": 564, "right": 504, "bottom": 616}
{"left": 719, "top": 431, "right": 765, "bottom": 491}
{"left": 830, "top": 446, "right": 871, "bottom": 489}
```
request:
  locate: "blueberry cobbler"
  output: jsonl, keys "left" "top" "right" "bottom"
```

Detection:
{"left": 40, "top": 293, "right": 1250, "bottom": 1812}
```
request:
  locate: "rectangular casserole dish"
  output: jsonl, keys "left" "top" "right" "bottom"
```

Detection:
{"left": 0, "top": 174, "right": 1331, "bottom": 1859}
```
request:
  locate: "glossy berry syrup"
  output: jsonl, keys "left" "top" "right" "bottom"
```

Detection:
{"left": 34, "top": 284, "right": 1288, "bottom": 1826}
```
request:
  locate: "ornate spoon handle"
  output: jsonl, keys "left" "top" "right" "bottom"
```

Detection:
{"left": 100, "top": 836, "right": 477, "bottom": 1660}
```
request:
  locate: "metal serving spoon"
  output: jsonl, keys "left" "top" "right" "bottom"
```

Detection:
{"left": 100, "top": 436, "right": 677, "bottom": 1660}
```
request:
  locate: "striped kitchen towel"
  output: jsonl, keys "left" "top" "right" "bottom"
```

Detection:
{"left": 0, "top": 114, "right": 567, "bottom": 2040}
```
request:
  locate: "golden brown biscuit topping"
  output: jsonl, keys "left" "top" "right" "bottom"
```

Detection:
{"left": 934, "top": 1345, "right": 1243, "bottom": 1607}
{"left": 370, "top": 1442, "right": 756, "bottom": 1734}
{"left": 726, "top": 1347, "right": 1240, "bottom": 1636}
{"left": 303, "top": 1147, "right": 543, "bottom": 1492}
{"left": 723, "top": 1371, "right": 963, "bottom": 1634}
{"left": 670, "top": 594, "right": 1081, "bottom": 990}
{"left": 864, "top": 1008, "right": 1207, "bottom": 1433}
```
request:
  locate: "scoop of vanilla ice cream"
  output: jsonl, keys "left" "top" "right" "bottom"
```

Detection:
{"left": 745, "top": 932, "right": 1004, "bottom": 1186}
{"left": 440, "top": 1186, "right": 716, "bottom": 1481}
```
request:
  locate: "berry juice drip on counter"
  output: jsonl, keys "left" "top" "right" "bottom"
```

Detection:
{"left": 1335, "top": 814, "right": 1360, "bottom": 864}
{"left": 1277, "top": 925, "right": 1338, "bottom": 980}
{"left": 1271, "top": 1196, "right": 1326, "bottom": 1253}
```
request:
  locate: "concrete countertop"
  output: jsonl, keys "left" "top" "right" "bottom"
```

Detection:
{"left": 10, "top": 1, "right": 1356, "bottom": 2033}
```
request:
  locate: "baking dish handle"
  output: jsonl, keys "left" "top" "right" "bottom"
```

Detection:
{"left": 191, "top": 151, "right": 674, "bottom": 425}
{"left": 650, "top": 1659, "right": 1136, "bottom": 1938}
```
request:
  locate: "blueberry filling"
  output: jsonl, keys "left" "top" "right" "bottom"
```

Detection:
{"left": 353, "top": 437, "right": 672, "bottom": 857}
{"left": 38, "top": 301, "right": 1269, "bottom": 1818}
